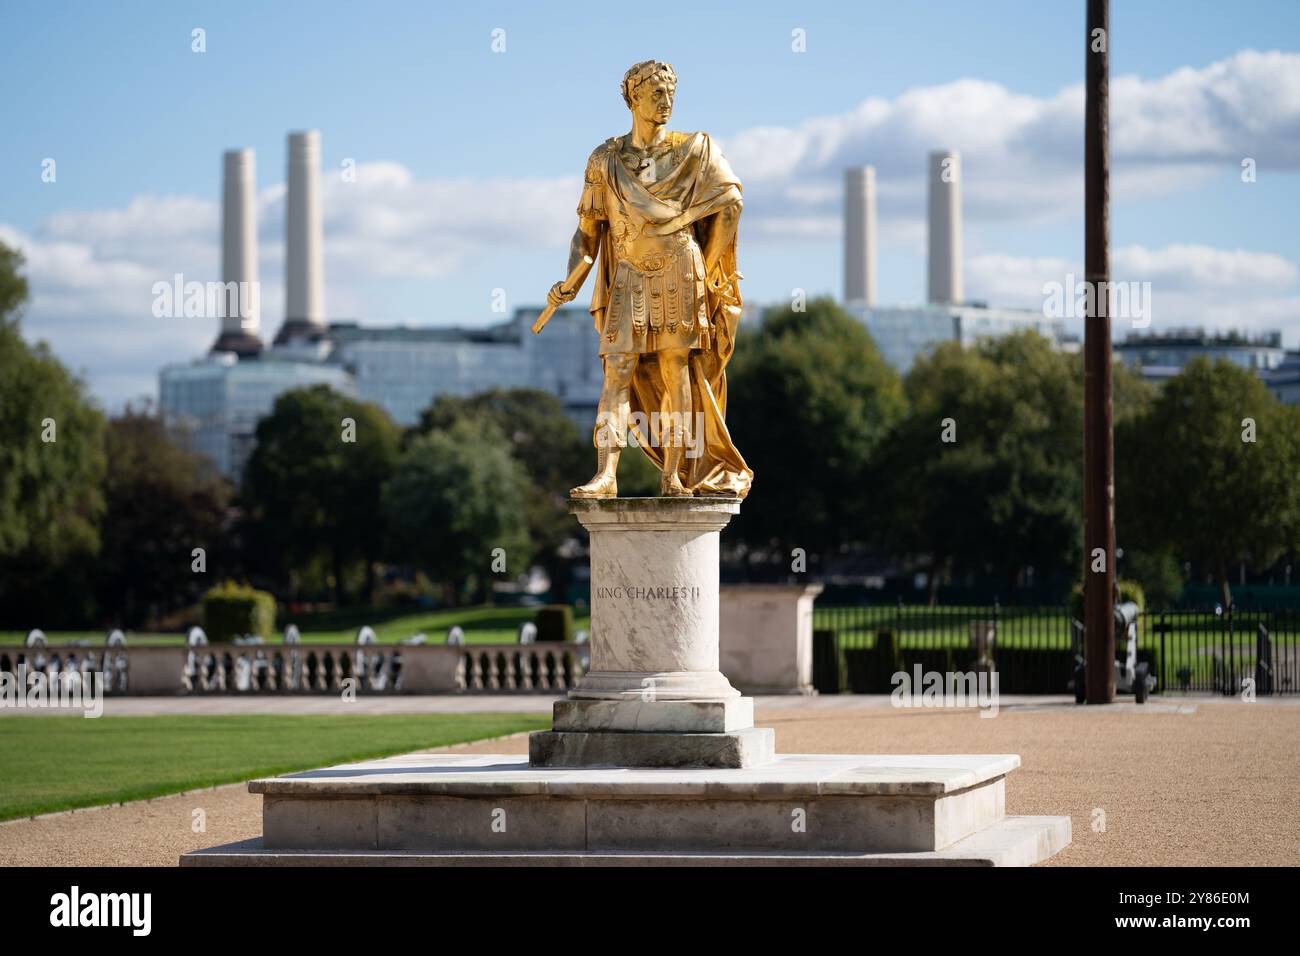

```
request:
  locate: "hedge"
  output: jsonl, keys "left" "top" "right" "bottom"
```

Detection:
{"left": 201, "top": 582, "right": 276, "bottom": 644}
{"left": 812, "top": 629, "right": 843, "bottom": 694}
{"left": 535, "top": 605, "right": 574, "bottom": 643}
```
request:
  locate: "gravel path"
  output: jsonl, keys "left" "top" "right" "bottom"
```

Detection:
{"left": 1, "top": 698, "right": 1294, "bottom": 866}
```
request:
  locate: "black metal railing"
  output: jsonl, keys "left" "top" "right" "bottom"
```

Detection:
{"left": 1143, "top": 607, "right": 1297, "bottom": 696}
{"left": 812, "top": 602, "right": 1299, "bottom": 696}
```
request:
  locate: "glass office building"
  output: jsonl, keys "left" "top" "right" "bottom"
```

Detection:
{"left": 1116, "top": 330, "right": 1286, "bottom": 376}
{"left": 843, "top": 302, "right": 1068, "bottom": 372}
{"left": 159, "top": 353, "right": 355, "bottom": 480}
{"left": 1115, "top": 329, "right": 1299, "bottom": 405}
{"left": 328, "top": 307, "right": 603, "bottom": 429}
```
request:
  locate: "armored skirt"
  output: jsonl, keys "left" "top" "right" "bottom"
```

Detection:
{"left": 601, "top": 234, "right": 710, "bottom": 356}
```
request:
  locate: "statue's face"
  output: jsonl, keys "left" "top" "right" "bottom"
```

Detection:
{"left": 632, "top": 77, "right": 674, "bottom": 127}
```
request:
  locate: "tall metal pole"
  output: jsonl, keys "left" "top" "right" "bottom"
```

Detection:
{"left": 1084, "top": 0, "right": 1116, "bottom": 703}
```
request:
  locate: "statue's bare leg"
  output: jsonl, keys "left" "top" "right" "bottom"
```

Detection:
{"left": 571, "top": 353, "right": 638, "bottom": 498}
{"left": 658, "top": 348, "right": 693, "bottom": 497}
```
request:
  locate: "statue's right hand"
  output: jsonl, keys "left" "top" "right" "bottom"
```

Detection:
{"left": 547, "top": 281, "right": 577, "bottom": 309}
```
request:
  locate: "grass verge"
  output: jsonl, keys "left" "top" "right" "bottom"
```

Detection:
{"left": 0, "top": 712, "right": 547, "bottom": 821}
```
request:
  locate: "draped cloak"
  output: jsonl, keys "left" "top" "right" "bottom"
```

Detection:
{"left": 576, "top": 130, "right": 753, "bottom": 498}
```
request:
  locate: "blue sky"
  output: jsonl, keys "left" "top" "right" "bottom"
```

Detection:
{"left": 2, "top": 0, "right": 1299, "bottom": 408}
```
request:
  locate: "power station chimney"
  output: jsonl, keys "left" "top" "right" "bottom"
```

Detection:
{"left": 276, "top": 130, "right": 326, "bottom": 344}
{"left": 844, "top": 166, "right": 877, "bottom": 306}
{"left": 212, "top": 148, "right": 263, "bottom": 356}
{"left": 927, "top": 150, "right": 963, "bottom": 305}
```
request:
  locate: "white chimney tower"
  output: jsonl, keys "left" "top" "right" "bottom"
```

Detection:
{"left": 927, "top": 150, "right": 963, "bottom": 305}
{"left": 212, "top": 148, "right": 263, "bottom": 355}
{"left": 278, "top": 130, "right": 326, "bottom": 342}
{"left": 844, "top": 166, "right": 877, "bottom": 306}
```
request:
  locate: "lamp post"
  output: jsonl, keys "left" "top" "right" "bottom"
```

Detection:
{"left": 1084, "top": 0, "right": 1116, "bottom": 703}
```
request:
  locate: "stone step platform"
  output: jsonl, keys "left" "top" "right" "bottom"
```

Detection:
{"left": 180, "top": 752, "right": 1071, "bottom": 866}
{"left": 182, "top": 816, "right": 1071, "bottom": 867}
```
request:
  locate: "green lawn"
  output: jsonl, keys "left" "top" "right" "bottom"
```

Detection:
{"left": 814, "top": 606, "right": 1078, "bottom": 650}
{"left": 0, "top": 713, "right": 548, "bottom": 821}
{"left": 0, "top": 605, "right": 592, "bottom": 647}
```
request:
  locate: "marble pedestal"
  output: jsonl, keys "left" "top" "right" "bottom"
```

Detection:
{"left": 529, "top": 498, "right": 774, "bottom": 769}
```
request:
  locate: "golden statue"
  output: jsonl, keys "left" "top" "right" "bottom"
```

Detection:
{"left": 538, "top": 60, "right": 753, "bottom": 499}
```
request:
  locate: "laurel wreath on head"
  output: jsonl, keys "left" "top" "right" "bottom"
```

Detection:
{"left": 622, "top": 60, "right": 677, "bottom": 108}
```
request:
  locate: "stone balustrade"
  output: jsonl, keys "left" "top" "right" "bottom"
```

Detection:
{"left": 0, "top": 643, "right": 588, "bottom": 696}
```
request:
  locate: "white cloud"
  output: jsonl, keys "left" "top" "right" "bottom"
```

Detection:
{"left": 725, "top": 49, "right": 1300, "bottom": 234}
{"left": 1115, "top": 244, "right": 1297, "bottom": 291}
{"left": 967, "top": 244, "right": 1300, "bottom": 337}
{"left": 0, "top": 221, "right": 221, "bottom": 407}
{"left": 964, "top": 253, "right": 1079, "bottom": 308}
{"left": 317, "top": 168, "right": 576, "bottom": 282}
{"left": 4, "top": 49, "right": 1299, "bottom": 407}
{"left": 1110, "top": 51, "right": 1300, "bottom": 163}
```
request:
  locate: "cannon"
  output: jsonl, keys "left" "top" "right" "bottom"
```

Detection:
{"left": 1071, "top": 600, "right": 1156, "bottom": 704}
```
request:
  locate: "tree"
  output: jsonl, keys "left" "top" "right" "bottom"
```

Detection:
{"left": 416, "top": 387, "right": 658, "bottom": 597}
{"left": 382, "top": 417, "right": 531, "bottom": 605}
{"left": 875, "top": 331, "right": 1153, "bottom": 602}
{"left": 1119, "top": 548, "right": 1185, "bottom": 608}
{"left": 1116, "top": 357, "right": 1300, "bottom": 607}
{"left": 417, "top": 390, "right": 583, "bottom": 590}
{"left": 0, "top": 242, "right": 107, "bottom": 625}
{"left": 95, "top": 404, "right": 231, "bottom": 628}
{"left": 241, "top": 385, "right": 401, "bottom": 605}
{"left": 726, "top": 297, "right": 904, "bottom": 563}
{"left": 0, "top": 243, "right": 29, "bottom": 325}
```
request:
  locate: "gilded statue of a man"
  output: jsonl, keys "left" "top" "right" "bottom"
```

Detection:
{"left": 546, "top": 60, "right": 753, "bottom": 499}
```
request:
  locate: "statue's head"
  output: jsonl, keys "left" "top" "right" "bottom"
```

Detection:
{"left": 622, "top": 60, "right": 677, "bottom": 126}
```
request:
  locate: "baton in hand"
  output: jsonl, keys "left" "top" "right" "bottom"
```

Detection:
{"left": 532, "top": 255, "right": 595, "bottom": 334}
